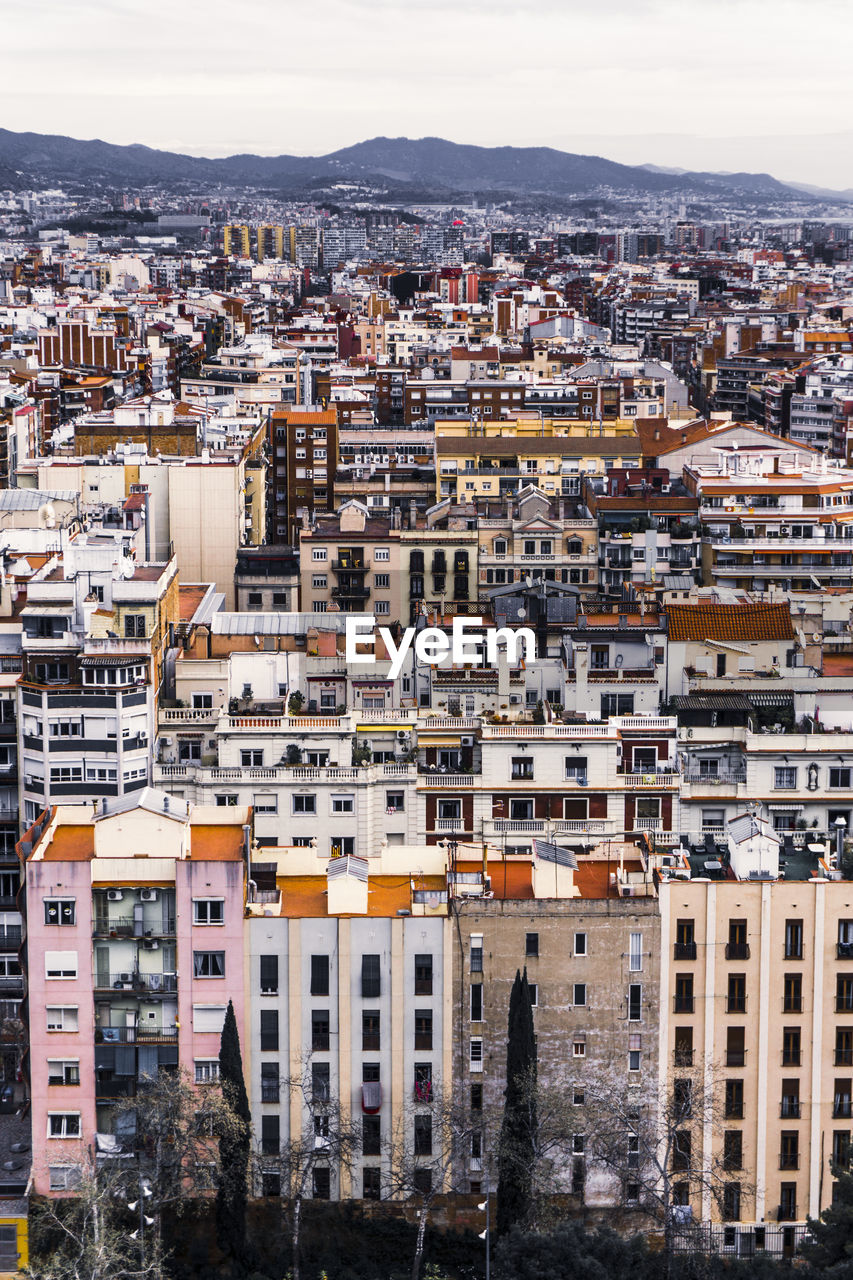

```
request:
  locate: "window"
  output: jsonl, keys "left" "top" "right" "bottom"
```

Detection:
{"left": 564, "top": 755, "right": 589, "bottom": 780}
{"left": 471, "top": 1083, "right": 483, "bottom": 1111}
{"left": 511, "top": 756, "right": 534, "bottom": 780}
{"left": 414, "top": 1114, "right": 432, "bottom": 1156}
{"left": 47, "top": 1006, "right": 78, "bottom": 1032}
{"left": 726, "top": 920, "right": 749, "bottom": 961}
{"left": 293, "top": 794, "right": 317, "bottom": 814}
{"left": 332, "top": 794, "right": 354, "bottom": 814}
{"left": 312, "top": 548, "right": 327, "bottom": 562}
{"left": 783, "top": 973, "right": 802, "bottom": 1013}
{"left": 601, "top": 693, "right": 634, "bottom": 717}
{"left": 45, "top": 951, "right": 77, "bottom": 980}
{"left": 727, "top": 973, "right": 746, "bottom": 1014}
{"left": 674, "top": 919, "right": 696, "bottom": 960}
{"left": 312, "top": 1063, "right": 330, "bottom": 1101}
{"left": 573, "top": 1039, "right": 586, "bottom": 1058}
{"left": 726, "top": 1026, "right": 746, "bottom": 1068}
{"left": 311, "top": 955, "right": 329, "bottom": 996}
{"left": 361, "top": 954, "right": 381, "bottom": 999}
{"left": 774, "top": 767, "right": 797, "bottom": 789}
{"left": 375, "top": 548, "right": 390, "bottom": 562}
{"left": 260, "top": 955, "right": 278, "bottom": 995}
{"left": 782, "top": 1027, "right": 801, "bottom": 1066}
{"left": 837, "top": 1028, "right": 853, "bottom": 1067}
{"left": 415, "top": 1010, "right": 433, "bottom": 1050}
{"left": 784, "top": 919, "right": 803, "bottom": 959}
{"left": 629, "top": 932, "right": 643, "bottom": 972}
{"left": 49, "top": 1166, "right": 82, "bottom": 1191}
{"left": 780, "top": 1131, "right": 799, "bottom": 1170}
{"left": 313, "top": 1011, "right": 331, "bottom": 1052}
{"left": 374, "top": 573, "right": 390, "bottom": 589}
{"left": 386, "top": 791, "right": 405, "bottom": 813}
{"left": 470, "top": 935, "right": 483, "bottom": 973}
{"left": 261, "top": 1114, "right": 280, "bottom": 1155}
{"left": 260, "top": 1009, "right": 279, "bottom": 1051}
{"left": 331, "top": 836, "right": 355, "bottom": 857}
{"left": 48, "top": 1113, "right": 81, "bottom": 1138}
{"left": 193, "top": 952, "right": 225, "bottom": 978}
{"left": 831, "top": 769, "right": 852, "bottom": 789}
{"left": 44, "top": 899, "right": 76, "bottom": 926}
{"left": 628, "top": 984, "right": 642, "bottom": 1021}
{"left": 574, "top": 932, "right": 587, "bottom": 956}
{"left": 725, "top": 1080, "right": 744, "bottom": 1119}
{"left": 835, "top": 1080, "right": 853, "bottom": 1119}
{"left": 723, "top": 1183, "right": 742, "bottom": 1222}
{"left": 674, "top": 974, "right": 694, "bottom": 1014}
{"left": 838, "top": 975, "right": 853, "bottom": 1012}
{"left": 363, "top": 1115, "right": 381, "bottom": 1156}
{"left": 215, "top": 794, "right": 238, "bottom": 807}
{"left": 195, "top": 1060, "right": 220, "bottom": 1084}
{"left": 470, "top": 983, "right": 483, "bottom": 1021}
{"left": 573, "top": 983, "right": 587, "bottom": 1007}
{"left": 414, "top": 954, "right": 433, "bottom": 995}
{"left": 781, "top": 1079, "right": 800, "bottom": 1118}
{"left": 193, "top": 900, "right": 224, "bottom": 925}
{"left": 47, "top": 1059, "right": 80, "bottom": 1085}
{"left": 628, "top": 1032, "right": 642, "bottom": 1072}
{"left": 359, "top": 1009, "right": 379, "bottom": 1051}
{"left": 124, "top": 614, "right": 146, "bottom": 639}
{"left": 261, "top": 1062, "right": 280, "bottom": 1103}
{"left": 723, "top": 1131, "right": 743, "bottom": 1171}
{"left": 240, "top": 750, "right": 263, "bottom": 767}
{"left": 192, "top": 692, "right": 213, "bottom": 710}
{"left": 525, "top": 932, "right": 539, "bottom": 958}
{"left": 50, "top": 766, "right": 83, "bottom": 784}
{"left": 470, "top": 1038, "right": 483, "bottom": 1071}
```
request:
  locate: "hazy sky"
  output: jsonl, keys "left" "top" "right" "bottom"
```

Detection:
{"left": 3, "top": 0, "right": 853, "bottom": 189}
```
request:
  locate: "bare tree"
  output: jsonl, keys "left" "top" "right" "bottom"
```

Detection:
{"left": 579, "top": 1063, "right": 752, "bottom": 1274}
{"left": 256, "top": 1064, "right": 360, "bottom": 1280}
{"left": 27, "top": 1153, "right": 167, "bottom": 1280}
{"left": 383, "top": 1087, "right": 480, "bottom": 1280}
{"left": 114, "top": 1067, "right": 247, "bottom": 1256}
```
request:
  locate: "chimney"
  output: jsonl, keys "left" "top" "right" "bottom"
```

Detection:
{"left": 506, "top": 498, "right": 513, "bottom": 521}
{"left": 409, "top": 499, "right": 417, "bottom": 530}
{"left": 558, "top": 498, "right": 565, "bottom": 520}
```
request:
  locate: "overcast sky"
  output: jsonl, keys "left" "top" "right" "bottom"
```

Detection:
{"left": 3, "top": 0, "right": 853, "bottom": 189}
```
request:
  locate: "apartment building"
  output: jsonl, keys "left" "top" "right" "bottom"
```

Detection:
{"left": 20, "top": 790, "right": 249, "bottom": 1195}
{"left": 246, "top": 842, "right": 451, "bottom": 1200}
{"left": 477, "top": 486, "right": 599, "bottom": 595}
{"left": 269, "top": 409, "right": 338, "bottom": 544}
{"left": 658, "top": 838, "right": 853, "bottom": 1236}
{"left": 683, "top": 446, "right": 853, "bottom": 592}
{"left": 436, "top": 427, "right": 642, "bottom": 504}
{"left": 453, "top": 853, "right": 660, "bottom": 1201}
{"left": 583, "top": 469, "right": 701, "bottom": 595}
{"left": 17, "top": 543, "right": 178, "bottom": 827}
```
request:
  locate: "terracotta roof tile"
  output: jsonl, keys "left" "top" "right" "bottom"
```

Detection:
{"left": 666, "top": 602, "right": 794, "bottom": 643}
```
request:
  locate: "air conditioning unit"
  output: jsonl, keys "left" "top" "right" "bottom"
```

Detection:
{"left": 397, "top": 730, "right": 410, "bottom": 741}
{"left": 621, "top": 885, "right": 635, "bottom": 898}
{"left": 160, "top": 736, "right": 173, "bottom": 747}
{"left": 107, "top": 890, "right": 124, "bottom": 902}
{"left": 577, "top": 777, "right": 588, "bottom": 786}
{"left": 143, "top": 939, "right": 159, "bottom": 951}
{"left": 780, "top": 525, "right": 790, "bottom": 535}
{"left": 140, "top": 889, "right": 158, "bottom": 902}
{"left": 118, "top": 972, "right": 133, "bottom": 984}
{"left": 461, "top": 735, "right": 475, "bottom": 746}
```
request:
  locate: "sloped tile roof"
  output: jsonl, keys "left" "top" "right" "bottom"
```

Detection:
{"left": 666, "top": 602, "right": 794, "bottom": 643}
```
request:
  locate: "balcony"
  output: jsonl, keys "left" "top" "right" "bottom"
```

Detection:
{"left": 725, "top": 1050, "right": 747, "bottom": 1067}
{"left": 94, "top": 972, "right": 177, "bottom": 994}
{"left": 726, "top": 997, "right": 747, "bottom": 1014}
{"left": 92, "top": 916, "right": 176, "bottom": 938}
{"left": 835, "top": 1050, "right": 853, "bottom": 1067}
{"left": 779, "top": 1154, "right": 800, "bottom": 1171}
{"left": 782, "top": 1051, "right": 802, "bottom": 1067}
{"left": 331, "top": 559, "right": 369, "bottom": 572}
{"left": 777, "top": 1203, "right": 798, "bottom": 1223}
{"left": 837, "top": 942, "right": 853, "bottom": 959}
{"left": 834, "top": 1101, "right": 852, "bottom": 1119}
{"left": 725, "top": 944, "right": 751, "bottom": 960}
{"left": 97, "top": 1025, "right": 178, "bottom": 1043}
{"left": 673, "top": 996, "right": 695, "bottom": 1014}
{"left": 674, "top": 942, "right": 697, "bottom": 960}
{"left": 780, "top": 1103, "right": 801, "bottom": 1119}
{"left": 0, "top": 926, "right": 21, "bottom": 948}
{"left": 331, "top": 585, "right": 370, "bottom": 601}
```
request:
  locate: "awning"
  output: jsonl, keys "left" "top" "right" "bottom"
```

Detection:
{"left": 746, "top": 692, "right": 794, "bottom": 707}
{"left": 703, "top": 639, "right": 751, "bottom": 655}
{"left": 768, "top": 803, "right": 804, "bottom": 811}
{"left": 362, "top": 1082, "right": 382, "bottom": 1113}
{"left": 80, "top": 654, "right": 147, "bottom": 667}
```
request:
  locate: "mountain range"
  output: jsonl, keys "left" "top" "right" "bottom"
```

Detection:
{"left": 0, "top": 130, "right": 846, "bottom": 202}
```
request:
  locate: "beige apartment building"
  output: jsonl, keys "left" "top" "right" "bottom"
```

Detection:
{"left": 659, "top": 869, "right": 853, "bottom": 1231}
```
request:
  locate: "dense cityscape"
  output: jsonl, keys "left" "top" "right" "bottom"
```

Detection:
{"left": 2, "top": 115, "right": 853, "bottom": 1280}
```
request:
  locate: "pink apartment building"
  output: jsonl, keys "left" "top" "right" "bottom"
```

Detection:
{"left": 20, "top": 788, "right": 248, "bottom": 1194}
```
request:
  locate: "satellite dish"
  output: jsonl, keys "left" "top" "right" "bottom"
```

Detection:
{"left": 121, "top": 559, "right": 135, "bottom": 579}
{"left": 38, "top": 502, "right": 57, "bottom": 529}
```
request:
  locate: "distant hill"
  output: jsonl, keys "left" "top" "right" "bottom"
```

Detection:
{"left": 0, "top": 129, "right": 831, "bottom": 200}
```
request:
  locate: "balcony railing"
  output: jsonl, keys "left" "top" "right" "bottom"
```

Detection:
{"left": 780, "top": 1103, "right": 801, "bottom": 1119}
{"left": 92, "top": 916, "right": 176, "bottom": 937}
{"left": 777, "top": 1203, "right": 798, "bottom": 1222}
{"left": 674, "top": 1049, "right": 694, "bottom": 1067}
{"left": 725, "top": 1050, "right": 747, "bottom": 1067}
{"left": 838, "top": 942, "right": 853, "bottom": 959}
{"left": 779, "top": 1154, "right": 800, "bottom": 1171}
{"left": 674, "top": 942, "right": 697, "bottom": 960}
{"left": 782, "top": 1051, "right": 802, "bottom": 1067}
{"left": 673, "top": 996, "right": 695, "bottom": 1013}
{"left": 94, "top": 973, "right": 177, "bottom": 993}
{"left": 725, "top": 944, "right": 750, "bottom": 960}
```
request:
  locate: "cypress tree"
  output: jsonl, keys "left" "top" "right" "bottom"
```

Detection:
{"left": 216, "top": 998, "right": 251, "bottom": 1262}
{"left": 496, "top": 968, "right": 537, "bottom": 1235}
{"left": 801, "top": 1163, "right": 853, "bottom": 1268}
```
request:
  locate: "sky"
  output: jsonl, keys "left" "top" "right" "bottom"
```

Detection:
{"left": 2, "top": 0, "right": 853, "bottom": 190}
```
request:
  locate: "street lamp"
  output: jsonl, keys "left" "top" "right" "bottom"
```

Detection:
{"left": 477, "top": 1184, "right": 490, "bottom": 1280}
